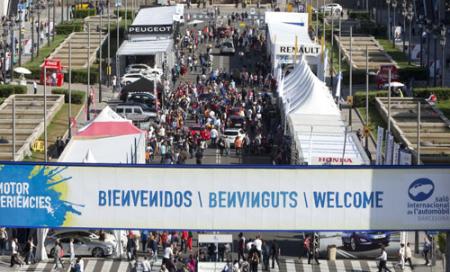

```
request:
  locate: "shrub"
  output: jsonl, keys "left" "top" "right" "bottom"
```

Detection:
{"left": 348, "top": 11, "right": 370, "bottom": 21}
{"left": 70, "top": 69, "right": 99, "bottom": 84}
{"left": 398, "top": 66, "right": 428, "bottom": 81}
{"left": 0, "top": 85, "right": 27, "bottom": 97}
{"left": 52, "top": 88, "right": 86, "bottom": 104}
{"left": 55, "top": 20, "right": 84, "bottom": 35}
{"left": 114, "top": 9, "right": 135, "bottom": 19}
{"left": 73, "top": 9, "right": 96, "bottom": 18}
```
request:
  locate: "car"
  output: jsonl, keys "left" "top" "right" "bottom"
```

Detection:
{"left": 223, "top": 128, "right": 246, "bottom": 147}
{"left": 189, "top": 125, "right": 211, "bottom": 141}
{"left": 320, "top": 3, "right": 342, "bottom": 15}
{"left": 45, "top": 236, "right": 114, "bottom": 257}
{"left": 47, "top": 229, "right": 118, "bottom": 249}
{"left": 220, "top": 40, "right": 235, "bottom": 55}
{"left": 125, "top": 64, "right": 153, "bottom": 74}
{"left": 120, "top": 73, "right": 145, "bottom": 85}
{"left": 341, "top": 231, "right": 390, "bottom": 251}
{"left": 228, "top": 115, "right": 245, "bottom": 128}
{"left": 115, "top": 103, "right": 157, "bottom": 120}
{"left": 127, "top": 92, "right": 156, "bottom": 108}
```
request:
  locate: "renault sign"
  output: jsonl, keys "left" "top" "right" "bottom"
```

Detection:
{"left": 0, "top": 162, "right": 449, "bottom": 231}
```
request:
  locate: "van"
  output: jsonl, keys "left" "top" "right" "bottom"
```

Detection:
{"left": 115, "top": 103, "right": 157, "bottom": 121}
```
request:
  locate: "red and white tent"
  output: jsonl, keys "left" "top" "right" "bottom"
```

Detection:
{"left": 59, "top": 106, "right": 146, "bottom": 164}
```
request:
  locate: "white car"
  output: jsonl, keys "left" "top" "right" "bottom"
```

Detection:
{"left": 125, "top": 64, "right": 153, "bottom": 73}
{"left": 121, "top": 73, "right": 146, "bottom": 85}
{"left": 320, "top": 3, "right": 342, "bottom": 15}
{"left": 223, "top": 128, "right": 246, "bottom": 147}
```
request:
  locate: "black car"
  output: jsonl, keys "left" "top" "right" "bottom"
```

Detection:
{"left": 127, "top": 92, "right": 156, "bottom": 108}
{"left": 228, "top": 115, "right": 245, "bottom": 128}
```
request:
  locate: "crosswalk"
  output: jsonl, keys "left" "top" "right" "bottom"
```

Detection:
{"left": 10, "top": 258, "right": 415, "bottom": 272}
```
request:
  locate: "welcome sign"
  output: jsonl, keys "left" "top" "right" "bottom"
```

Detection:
{"left": 0, "top": 163, "right": 449, "bottom": 231}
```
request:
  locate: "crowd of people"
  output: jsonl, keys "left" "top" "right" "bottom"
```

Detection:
{"left": 143, "top": 11, "right": 291, "bottom": 165}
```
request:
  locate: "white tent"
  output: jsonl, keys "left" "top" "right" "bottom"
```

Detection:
{"left": 279, "top": 57, "right": 369, "bottom": 165}
{"left": 36, "top": 107, "right": 146, "bottom": 261}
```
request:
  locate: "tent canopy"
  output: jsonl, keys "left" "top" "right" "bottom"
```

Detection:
{"left": 132, "top": 6, "right": 178, "bottom": 26}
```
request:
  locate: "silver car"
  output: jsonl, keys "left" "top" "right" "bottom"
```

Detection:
{"left": 45, "top": 236, "right": 114, "bottom": 257}
{"left": 220, "top": 40, "right": 235, "bottom": 55}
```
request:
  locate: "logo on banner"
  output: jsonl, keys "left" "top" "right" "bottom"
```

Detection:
{"left": 406, "top": 178, "right": 449, "bottom": 221}
{"left": 408, "top": 178, "right": 434, "bottom": 202}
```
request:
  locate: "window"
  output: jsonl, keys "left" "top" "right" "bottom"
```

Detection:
{"left": 125, "top": 108, "right": 132, "bottom": 114}
{"left": 116, "top": 108, "right": 124, "bottom": 113}
{"left": 134, "top": 108, "right": 143, "bottom": 114}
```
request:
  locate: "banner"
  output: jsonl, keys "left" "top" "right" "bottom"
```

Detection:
{"left": 384, "top": 132, "right": 394, "bottom": 165}
{"left": 0, "top": 163, "right": 449, "bottom": 231}
{"left": 376, "top": 126, "right": 384, "bottom": 165}
{"left": 399, "top": 150, "right": 413, "bottom": 165}
{"left": 392, "top": 143, "right": 400, "bottom": 165}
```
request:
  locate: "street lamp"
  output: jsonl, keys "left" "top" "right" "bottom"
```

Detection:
{"left": 440, "top": 24, "right": 447, "bottom": 87}
{"left": 18, "top": 9, "right": 22, "bottom": 67}
{"left": 30, "top": 7, "right": 34, "bottom": 61}
{"left": 401, "top": 0, "right": 406, "bottom": 53}
{"left": 426, "top": 19, "right": 432, "bottom": 85}
{"left": 9, "top": 17, "right": 15, "bottom": 82}
{"left": 47, "top": 0, "right": 51, "bottom": 46}
{"left": 433, "top": 23, "right": 438, "bottom": 87}
{"left": 392, "top": 0, "right": 397, "bottom": 48}
{"left": 406, "top": 3, "right": 414, "bottom": 65}
{"left": 2, "top": 21, "right": 8, "bottom": 82}
{"left": 418, "top": 14, "right": 424, "bottom": 67}
{"left": 36, "top": 2, "right": 41, "bottom": 57}
{"left": 386, "top": 0, "right": 391, "bottom": 41}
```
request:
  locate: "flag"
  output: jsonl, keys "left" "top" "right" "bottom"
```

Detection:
{"left": 335, "top": 72, "right": 342, "bottom": 99}
{"left": 376, "top": 126, "right": 384, "bottom": 165}
{"left": 399, "top": 150, "right": 412, "bottom": 165}
{"left": 384, "top": 132, "right": 394, "bottom": 165}
{"left": 392, "top": 143, "right": 400, "bottom": 165}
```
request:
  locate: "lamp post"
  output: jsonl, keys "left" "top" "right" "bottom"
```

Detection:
{"left": 9, "top": 17, "right": 15, "bottom": 82}
{"left": 47, "top": 0, "right": 51, "bottom": 46}
{"left": 386, "top": 0, "right": 391, "bottom": 40}
{"left": 406, "top": 3, "right": 414, "bottom": 65}
{"left": 426, "top": 19, "right": 432, "bottom": 85}
{"left": 36, "top": 2, "right": 41, "bottom": 56}
{"left": 392, "top": 0, "right": 397, "bottom": 48}
{"left": 440, "top": 25, "right": 447, "bottom": 87}
{"left": 433, "top": 23, "right": 438, "bottom": 87}
{"left": 30, "top": 7, "right": 34, "bottom": 61}
{"left": 401, "top": 0, "right": 406, "bottom": 52}
{"left": 52, "top": 0, "right": 56, "bottom": 41}
{"left": 418, "top": 14, "right": 423, "bottom": 67}
{"left": 2, "top": 21, "right": 8, "bottom": 81}
{"left": 18, "top": 10, "right": 22, "bottom": 67}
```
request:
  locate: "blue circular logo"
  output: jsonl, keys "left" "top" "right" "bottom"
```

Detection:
{"left": 408, "top": 178, "right": 435, "bottom": 202}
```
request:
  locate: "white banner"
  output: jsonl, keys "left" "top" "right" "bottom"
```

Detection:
{"left": 376, "top": 127, "right": 384, "bottom": 165}
{"left": 0, "top": 163, "right": 449, "bottom": 231}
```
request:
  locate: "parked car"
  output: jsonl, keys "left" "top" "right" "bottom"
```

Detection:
{"left": 45, "top": 236, "right": 114, "bottom": 257}
{"left": 127, "top": 92, "right": 156, "bottom": 108}
{"left": 120, "top": 73, "right": 145, "bottom": 85}
{"left": 47, "top": 229, "right": 118, "bottom": 249}
{"left": 341, "top": 231, "right": 390, "bottom": 251}
{"left": 115, "top": 103, "right": 157, "bottom": 120}
{"left": 320, "top": 3, "right": 342, "bottom": 15}
{"left": 220, "top": 40, "right": 235, "bottom": 55}
{"left": 189, "top": 125, "right": 211, "bottom": 140}
{"left": 125, "top": 64, "right": 153, "bottom": 73}
{"left": 223, "top": 128, "right": 246, "bottom": 147}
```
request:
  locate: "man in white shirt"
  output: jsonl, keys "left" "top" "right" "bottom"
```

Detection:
{"left": 162, "top": 243, "right": 173, "bottom": 267}
{"left": 253, "top": 235, "right": 262, "bottom": 252}
{"left": 142, "top": 256, "right": 151, "bottom": 272}
{"left": 377, "top": 246, "right": 391, "bottom": 272}
{"left": 405, "top": 243, "right": 414, "bottom": 270}
{"left": 397, "top": 243, "right": 405, "bottom": 269}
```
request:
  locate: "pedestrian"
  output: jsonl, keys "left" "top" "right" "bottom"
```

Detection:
{"left": 112, "top": 75, "right": 117, "bottom": 92}
{"left": 195, "top": 148, "right": 203, "bottom": 164}
{"left": 270, "top": 240, "right": 280, "bottom": 269}
{"left": 33, "top": 80, "right": 38, "bottom": 94}
{"left": 0, "top": 227, "right": 7, "bottom": 255}
{"left": 377, "top": 246, "right": 391, "bottom": 272}
{"left": 262, "top": 240, "right": 270, "bottom": 271}
{"left": 10, "top": 237, "right": 24, "bottom": 267}
{"left": 238, "top": 232, "right": 246, "bottom": 262}
{"left": 72, "top": 257, "right": 84, "bottom": 272}
{"left": 248, "top": 244, "right": 260, "bottom": 272}
{"left": 397, "top": 243, "right": 405, "bottom": 270}
{"left": 423, "top": 236, "right": 431, "bottom": 266}
{"left": 142, "top": 256, "right": 151, "bottom": 272}
{"left": 52, "top": 239, "right": 64, "bottom": 270}
{"left": 162, "top": 243, "right": 173, "bottom": 267}
{"left": 405, "top": 242, "right": 414, "bottom": 270}
{"left": 126, "top": 234, "right": 136, "bottom": 261}
{"left": 69, "top": 238, "right": 75, "bottom": 264}
{"left": 24, "top": 238, "right": 36, "bottom": 265}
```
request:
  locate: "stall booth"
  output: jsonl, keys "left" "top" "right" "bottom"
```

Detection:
{"left": 265, "top": 12, "right": 324, "bottom": 80}
{"left": 116, "top": 5, "right": 182, "bottom": 75}
{"left": 40, "top": 58, "right": 64, "bottom": 86}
